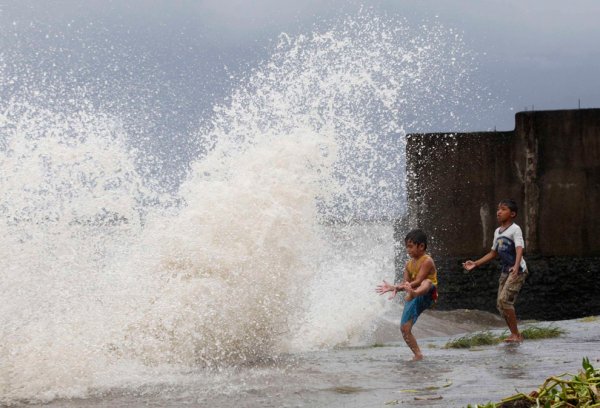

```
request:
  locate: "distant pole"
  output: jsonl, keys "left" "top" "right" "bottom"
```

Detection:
{"left": 578, "top": 99, "right": 581, "bottom": 109}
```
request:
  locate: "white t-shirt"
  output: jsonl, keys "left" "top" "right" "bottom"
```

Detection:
{"left": 491, "top": 223, "right": 527, "bottom": 273}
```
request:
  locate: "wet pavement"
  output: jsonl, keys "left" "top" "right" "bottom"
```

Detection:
{"left": 30, "top": 313, "right": 600, "bottom": 408}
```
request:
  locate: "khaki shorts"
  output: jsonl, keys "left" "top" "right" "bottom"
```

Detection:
{"left": 496, "top": 271, "right": 528, "bottom": 314}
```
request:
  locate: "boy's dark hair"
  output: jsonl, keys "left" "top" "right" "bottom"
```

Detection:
{"left": 498, "top": 198, "right": 518, "bottom": 215}
{"left": 405, "top": 229, "right": 427, "bottom": 249}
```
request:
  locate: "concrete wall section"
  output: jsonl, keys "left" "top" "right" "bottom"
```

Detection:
{"left": 406, "top": 131, "right": 520, "bottom": 257}
{"left": 521, "top": 109, "right": 600, "bottom": 255}
{"left": 404, "top": 108, "right": 600, "bottom": 320}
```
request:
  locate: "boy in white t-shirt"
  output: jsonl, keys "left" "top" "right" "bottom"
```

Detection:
{"left": 463, "top": 199, "right": 528, "bottom": 343}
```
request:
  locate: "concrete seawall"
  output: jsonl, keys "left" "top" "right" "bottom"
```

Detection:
{"left": 401, "top": 108, "right": 600, "bottom": 320}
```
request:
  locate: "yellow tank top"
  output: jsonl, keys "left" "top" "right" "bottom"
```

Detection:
{"left": 407, "top": 254, "right": 438, "bottom": 286}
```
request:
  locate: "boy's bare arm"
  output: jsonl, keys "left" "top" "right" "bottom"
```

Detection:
{"left": 401, "top": 263, "right": 409, "bottom": 286}
{"left": 463, "top": 250, "right": 497, "bottom": 271}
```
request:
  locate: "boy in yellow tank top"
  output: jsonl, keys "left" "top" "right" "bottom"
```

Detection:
{"left": 376, "top": 229, "right": 438, "bottom": 361}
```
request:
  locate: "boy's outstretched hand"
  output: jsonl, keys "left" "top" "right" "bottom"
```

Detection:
{"left": 376, "top": 280, "right": 400, "bottom": 300}
{"left": 462, "top": 260, "right": 477, "bottom": 271}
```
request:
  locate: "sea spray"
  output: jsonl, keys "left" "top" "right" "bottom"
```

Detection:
{"left": 0, "top": 100, "right": 153, "bottom": 403}
{"left": 119, "top": 13, "right": 474, "bottom": 364}
{"left": 0, "top": 11, "right": 482, "bottom": 404}
{"left": 118, "top": 126, "right": 336, "bottom": 366}
{"left": 198, "top": 14, "right": 477, "bottom": 220}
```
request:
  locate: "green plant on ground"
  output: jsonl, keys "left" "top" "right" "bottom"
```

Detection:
{"left": 444, "top": 331, "right": 501, "bottom": 349}
{"left": 445, "top": 325, "right": 564, "bottom": 349}
{"left": 520, "top": 325, "right": 564, "bottom": 340}
{"left": 467, "top": 357, "right": 600, "bottom": 408}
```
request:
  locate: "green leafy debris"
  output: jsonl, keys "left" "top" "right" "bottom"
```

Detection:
{"left": 445, "top": 325, "right": 564, "bottom": 349}
{"left": 444, "top": 331, "right": 501, "bottom": 349}
{"left": 516, "top": 325, "right": 564, "bottom": 340}
{"left": 467, "top": 357, "right": 600, "bottom": 408}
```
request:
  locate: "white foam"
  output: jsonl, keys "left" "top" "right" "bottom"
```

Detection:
{"left": 0, "top": 11, "right": 478, "bottom": 404}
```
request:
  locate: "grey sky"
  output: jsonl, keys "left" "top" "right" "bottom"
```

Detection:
{"left": 193, "top": 0, "right": 600, "bottom": 129}
{"left": 3, "top": 0, "right": 599, "bottom": 132}
{"left": 217, "top": 0, "right": 600, "bottom": 125}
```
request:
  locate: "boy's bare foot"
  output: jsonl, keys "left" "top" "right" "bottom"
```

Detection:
{"left": 504, "top": 334, "right": 524, "bottom": 343}
{"left": 411, "top": 354, "right": 424, "bottom": 361}
{"left": 403, "top": 285, "right": 416, "bottom": 301}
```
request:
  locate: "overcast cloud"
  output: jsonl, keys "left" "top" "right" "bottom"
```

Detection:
{"left": 2, "top": 0, "right": 599, "bottom": 132}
